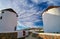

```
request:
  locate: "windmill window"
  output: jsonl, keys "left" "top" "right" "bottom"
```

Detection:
{"left": 16, "top": 15, "right": 18, "bottom": 17}
{"left": 2, "top": 11, "right": 4, "bottom": 13}
{"left": 14, "top": 26, "right": 16, "bottom": 31}
{"left": 0, "top": 16, "right": 2, "bottom": 19}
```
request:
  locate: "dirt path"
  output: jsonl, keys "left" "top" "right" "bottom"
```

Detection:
{"left": 25, "top": 33, "right": 38, "bottom": 39}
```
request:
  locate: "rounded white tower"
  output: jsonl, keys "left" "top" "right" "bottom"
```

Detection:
{"left": 42, "top": 6, "right": 60, "bottom": 33}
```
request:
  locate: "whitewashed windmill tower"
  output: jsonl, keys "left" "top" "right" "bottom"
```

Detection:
{"left": 42, "top": 6, "right": 60, "bottom": 33}
{"left": 0, "top": 8, "right": 18, "bottom": 32}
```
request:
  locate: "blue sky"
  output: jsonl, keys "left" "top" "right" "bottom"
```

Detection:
{"left": 0, "top": 0, "right": 60, "bottom": 29}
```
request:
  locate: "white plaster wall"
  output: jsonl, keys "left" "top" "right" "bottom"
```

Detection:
{"left": 42, "top": 8, "right": 60, "bottom": 33}
{"left": 0, "top": 11, "right": 17, "bottom": 32}
{"left": 17, "top": 30, "right": 28, "bottom": 38}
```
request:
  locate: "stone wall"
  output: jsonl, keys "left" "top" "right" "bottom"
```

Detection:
{"left": 0, "top": 32, "right": 17, "bottom": 39}
{"left": 37, "top": 33, "right": 60, "bottom": 39}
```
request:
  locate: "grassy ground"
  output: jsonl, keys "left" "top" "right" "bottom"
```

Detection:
{"left": 36, "top": 31, "right": 44, "bottom": 33}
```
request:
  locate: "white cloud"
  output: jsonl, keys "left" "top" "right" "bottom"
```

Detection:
{"left": 0, "top": 0, "right": 60, "bottom": 29}
{"left": 0, "top": 0, "right": 12, "bottom": 10}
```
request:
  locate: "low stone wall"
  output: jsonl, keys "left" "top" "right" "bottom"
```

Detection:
{"left": 37, "top": 33, "right": 60, "bottom": 39}
{"left": 0, "top": 32, "right": 17, "bottom": 39}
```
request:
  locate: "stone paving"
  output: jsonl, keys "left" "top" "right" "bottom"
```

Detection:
{"left": 25, "top": 33, "right": 38, "bottom": 39}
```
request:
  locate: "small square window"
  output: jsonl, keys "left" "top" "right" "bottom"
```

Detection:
{"left": 16, "top": 15, "right": 18, "bottom": 17}
{"left": 0, "top": 16, "right": 2, "bottom": 19}
{"left": 2, "top": 11, "right": 4, "bottom": 13}
{"left": 14, "top": 26, "right": 16, "bottom": 31}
